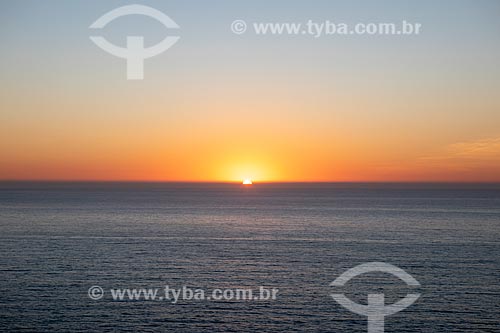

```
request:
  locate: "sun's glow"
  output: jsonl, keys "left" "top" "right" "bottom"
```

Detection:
{"left": 242, "top": 179, "right": 253, "bottom": 185}
{"left": 217, "top": 157, "right": 276, "bottom": 182}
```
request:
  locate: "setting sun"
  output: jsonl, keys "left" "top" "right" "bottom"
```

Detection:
{"left": 242, "top": 179, "right": 253, "bottom": 185}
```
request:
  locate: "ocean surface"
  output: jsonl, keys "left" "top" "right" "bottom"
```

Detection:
{"left": 0, "top": 182, "right": 499, "bottom": 332}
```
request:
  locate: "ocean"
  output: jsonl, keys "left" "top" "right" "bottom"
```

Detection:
{"left": 0, "top": 182, "right": 499, "bottom": 332}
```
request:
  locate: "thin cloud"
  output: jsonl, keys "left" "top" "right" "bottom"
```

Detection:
{"left": 421, "top": 137, "right": 500, "bottom": 161}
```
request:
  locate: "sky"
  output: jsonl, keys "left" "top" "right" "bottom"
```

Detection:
{"left": 0, "top": 0, "right": 499, "bottom": 182}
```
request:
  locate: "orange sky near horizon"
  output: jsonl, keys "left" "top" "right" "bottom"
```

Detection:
{"left": 1, "top": 84, "right": 499, "bottom": 182}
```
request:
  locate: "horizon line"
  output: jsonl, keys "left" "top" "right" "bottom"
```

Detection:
{"left": 1, "top": 180, "right": 500, "bottom": 185}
